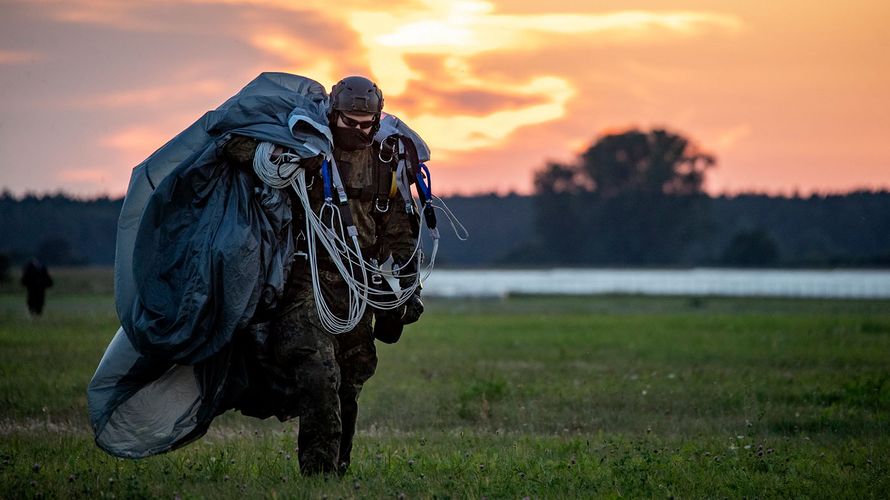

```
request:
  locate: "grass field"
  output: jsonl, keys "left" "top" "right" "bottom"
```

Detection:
{"left": 1, "top": 268, "right": 889, "bottom": 498}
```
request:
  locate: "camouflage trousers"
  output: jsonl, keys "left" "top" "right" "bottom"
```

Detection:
{"left": 267, "top": 301, "right": 377, "bottom": 475}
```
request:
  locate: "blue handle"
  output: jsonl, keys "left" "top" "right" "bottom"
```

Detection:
{"left": 321, "top": 159, "right": 332, "bottom": 201}
{"left": 418, "top": 163, "right": 432, "bottom": 199}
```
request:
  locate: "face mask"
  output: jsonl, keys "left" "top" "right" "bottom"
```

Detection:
{"left": 333, "top": 126, "right": 373, "bottom": 151}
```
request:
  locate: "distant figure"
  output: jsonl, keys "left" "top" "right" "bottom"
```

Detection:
{"left": 21, "top": 258, "right": 53, "bottom": 316}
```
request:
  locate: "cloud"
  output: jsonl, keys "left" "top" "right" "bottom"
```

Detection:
{"left": 57, "top": 167, "right": 110, "bottom": 183}
{"left": 485, "top": 10, "right": 742, "bottom": 38}
{"left": 188, "top": 0, "right": 419, "bottom": 13}
{"left": 100, "top": 126, "right": 170, "bottom": 157}
{"left": 71, "top": 79, "right": 229, "bottom": 109}
{"left": 0, "top": 49, "right": 43, "bottom": 64}
{"left": 18, "top": 0, "right": 743, "bottom": 158}
{"left": 4, "top": 0, "right": 782, "bottom": 197}
{"left": 248, "top": 33, "right": 357, "bottom": 89}
{"left": 341, "top": 1, "right": 743, "bottom": 154}
{"left": 622, "top": 60, "right": 689, "bottom": 85}
{"left": 38, "top": 0, "right": 144, "bottom": 29}
{"left": 408, "top": 76, "right": 574, "bottom": 155}
{"left": 397, "top": 85, "right": 546, "bottom": 115}
{"left": 350, "top": 1, "right": 743, "bottom": 94}
{"left": 714, "top": 124, "right": 752, "bottom": 150}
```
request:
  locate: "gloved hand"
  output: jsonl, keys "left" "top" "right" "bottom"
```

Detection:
{"left": 373, "top": 309, "right": 403, "bottom": 344}
{"left": 400, "top": 291, "right": 424, "bottom": 325}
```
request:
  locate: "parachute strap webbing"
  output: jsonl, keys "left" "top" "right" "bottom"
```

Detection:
{"left": 380, "top": 134, "right": 436, "bottom": 222}
{"left": 344, "top": 159, "right": 398, "bottom": 205}
{"left": 370, "top": 149, "right": 396, "bottom": 215}
{"left": 328, "top": 157, "right": 356, "bottom": 238}
{"left": 344, "top": 187, "right": 376, "bottom": 202}
{"left": 388, "top": 169, "right": 398, "bottom": 198}
{"left": 330, "top": 158, "right": 348, "bottom": 205}
{"left": 374, "top": 147, "right": 398, "bottom": 200}
{"left": 397, "top": 135, "right": 438, "bottom": 232}
{"left": 381, "top": 136, "right": 425, "bottom": 203}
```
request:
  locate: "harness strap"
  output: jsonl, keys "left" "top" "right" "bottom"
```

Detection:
{"left": 330, "top": 158, "right": 348, "bottom": 205}
{"left": 344, "top": 185, "right": 396, "bottom": 205}
{"left": 337, "top": 147, "right": 399, "bottom": 214}
{"left": 397, "top": 135, "right": 437, "bottom": 232}
{"left": 344, "top": 187, "right": 376, "bottom": 202}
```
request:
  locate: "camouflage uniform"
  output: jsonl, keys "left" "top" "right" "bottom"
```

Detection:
{"left": 225, "top": 136, "right": 418, "bottom": 475}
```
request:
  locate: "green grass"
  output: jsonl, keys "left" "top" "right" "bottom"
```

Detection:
{"left": 1, "top": 269, "right": 889, "bottom": 498}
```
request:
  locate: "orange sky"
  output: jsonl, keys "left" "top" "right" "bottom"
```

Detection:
{"left": 1, "top": 0, "right": 888, "bottom": 196}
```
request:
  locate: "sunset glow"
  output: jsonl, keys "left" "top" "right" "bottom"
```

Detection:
{"left": 1, "top": 0, "right": 888, "bottom": 196}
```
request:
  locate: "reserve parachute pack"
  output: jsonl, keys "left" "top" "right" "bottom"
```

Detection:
{"left": 87, "top": 72, "right": 465, "bottom": 458}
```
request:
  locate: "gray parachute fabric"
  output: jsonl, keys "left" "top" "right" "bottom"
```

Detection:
{"left": 375, "top": 113, "right": 431, "bottom": 162}
{"left": 88, "top": 73, "right": 333, "bottom": 458}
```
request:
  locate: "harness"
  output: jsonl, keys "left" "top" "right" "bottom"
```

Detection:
{"left": 253, "top": 130, "right": 464, "bottom": 335}
{"left": 377, "top": 134, "right": 437, "bottom": 238}
{"left": 341, "top": 143, "right": 399, "bottom": 214}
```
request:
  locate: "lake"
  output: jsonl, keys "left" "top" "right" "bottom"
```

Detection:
{"left": 422, "top": 268, "right": 890, "bottom": 299}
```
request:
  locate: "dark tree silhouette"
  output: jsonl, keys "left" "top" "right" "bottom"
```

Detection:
{"left": 721, "top": 229, "right": 780, "bottom": 267}
{"left": 36, "top": 238, "right": 86, "bottom": 266}
{"left": 534, "top": 162, "right": 589, "bottom": 195}
{"left": 531, "top": 128, "right": 717, "bottom": 265}
{"left": 536, "top": 128, "right": 715, "bottom": 197}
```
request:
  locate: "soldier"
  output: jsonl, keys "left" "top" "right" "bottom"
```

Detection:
{"left": 224, "top": 76, "right": 424, "bottom": 476}
{"left": 21, "top": 257, "right": 53, "bottom": 316}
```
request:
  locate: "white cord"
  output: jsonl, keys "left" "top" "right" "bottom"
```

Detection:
{"left": 431, "top": 195, "right": 469, "bottom": 241}
{"left": 291, "top": 169, "right": 367, "bottom": 334}
{"left": 252, "top": 140, "right": 466, "bottom": 333}
{"left": 253, "top": 142, "right": 302, "bottom": 188}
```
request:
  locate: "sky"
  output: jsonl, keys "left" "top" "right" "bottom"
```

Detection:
{"left": 1, "top": 0, "right": 888, "bottom": 197}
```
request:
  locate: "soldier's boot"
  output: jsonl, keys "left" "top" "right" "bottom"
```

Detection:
{"left": 337, "top": 382, "right": 364, "bottom": 475}
{"left": 297, "top": 400, "right": 342, "bottom": 476}
{"left": 294, "top": 348, "right": 343, "bottom": 476}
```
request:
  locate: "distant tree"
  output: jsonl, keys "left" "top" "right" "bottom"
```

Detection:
{"left": 36, "top": 238, "right": 87, "bottom": 266}
{"left": 535, "top": 128, "right": 715, "bottom": 197}
{"left": 534, "top": 162, "right": 590, "bottom": 195}
{"left": 721, "top": 229, "right": 780, "bottom": 267}
{"left": 531, "top": 128, "right": 717, "bottom": 265}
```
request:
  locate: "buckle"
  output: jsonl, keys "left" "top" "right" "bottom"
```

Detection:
{"left": 375, "top": 196, "right": 390, "bottom": 213}
{"left": 378, "top": 137, "right": 397, "bottom": 163}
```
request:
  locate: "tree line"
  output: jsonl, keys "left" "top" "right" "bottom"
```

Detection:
{"left": 2, "top": 129, "right": 889, "bottom": 273}
{"left": 522, "top": 128, "right": 890, "bottom": 267}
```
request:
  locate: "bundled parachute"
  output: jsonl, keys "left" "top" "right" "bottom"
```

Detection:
{"left": 86, "top": 72, "right": 461, "bottom": 458}
{"left": 89, "top": 73, "right": 334, "bottom": 457}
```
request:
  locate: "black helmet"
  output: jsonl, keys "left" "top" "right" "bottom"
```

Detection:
{"left": 330, "top": 76, "right": 384, "bottom": 115}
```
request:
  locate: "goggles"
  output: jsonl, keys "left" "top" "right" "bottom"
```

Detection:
{"left": 338, "top": 113, "right": 376, "bottom": 129}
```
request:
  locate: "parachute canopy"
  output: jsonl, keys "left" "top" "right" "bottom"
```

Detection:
{"left": 90, "top": 73, "right": 332, "bottom": 458}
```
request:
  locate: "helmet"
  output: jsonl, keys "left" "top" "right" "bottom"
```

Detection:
{"left": 330, "top": 76, "right": 384, "bottom": 114}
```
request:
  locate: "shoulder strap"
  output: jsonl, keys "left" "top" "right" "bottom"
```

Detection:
{"left": 396, "top": 135, "right": 437, "bottom": 232}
